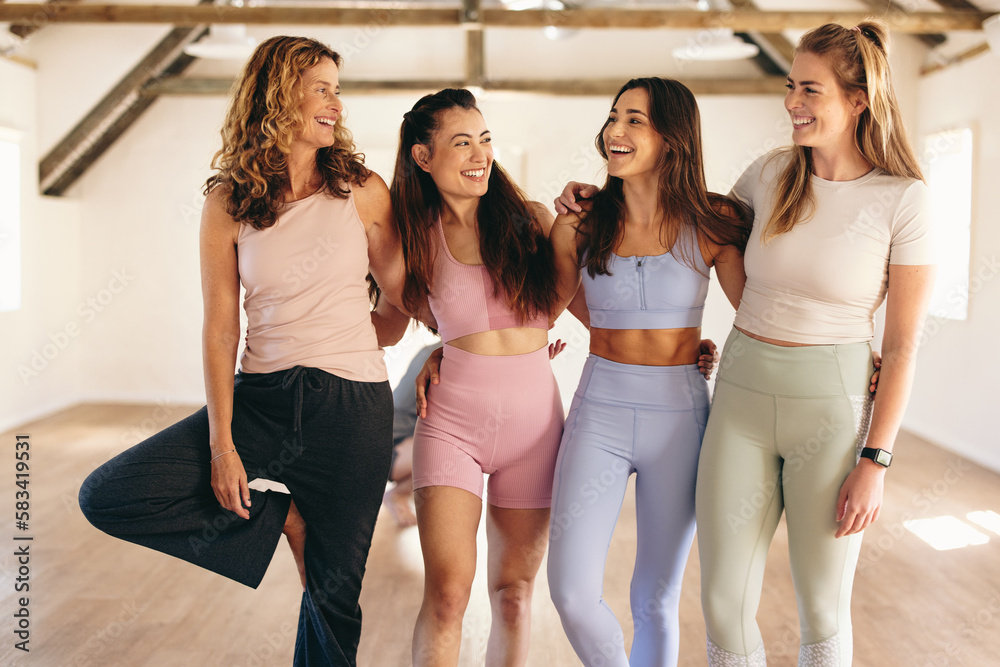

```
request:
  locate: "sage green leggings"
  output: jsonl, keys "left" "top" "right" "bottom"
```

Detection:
{"left": 695, "top": 328, "right": 874, "bottom": 667}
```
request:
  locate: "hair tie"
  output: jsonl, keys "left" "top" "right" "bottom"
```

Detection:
{"left": 851, "top": 26, "right": 861, "bottom": 33}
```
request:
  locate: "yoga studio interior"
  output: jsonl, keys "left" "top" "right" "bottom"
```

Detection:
{"left": 1, "top": 1, "right": 998, "bottom": 665}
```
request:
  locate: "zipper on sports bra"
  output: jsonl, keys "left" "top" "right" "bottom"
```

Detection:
{"left": 636, "top": 257, "right": 646, "bottom": 310}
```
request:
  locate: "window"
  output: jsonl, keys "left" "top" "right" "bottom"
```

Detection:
{"left": 0, "top": 127, "right": 21, "bottom": 313}
{"left": 923, "top": 127, "right": 973, "bottom": 321}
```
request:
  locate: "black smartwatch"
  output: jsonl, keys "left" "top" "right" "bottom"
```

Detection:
{"left": 860, "top": 447, "right": 892, "bottom": 468}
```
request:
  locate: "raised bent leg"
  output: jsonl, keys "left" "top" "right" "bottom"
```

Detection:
{"left": 78, "top": 406, "right": 290, "bottom": 589}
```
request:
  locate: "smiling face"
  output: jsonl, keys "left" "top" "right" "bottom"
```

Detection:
{"left": 414, "top": 107, "right": 493, "bottom": 201}
{"left": 602, "top": 87, "right": 665, "bottom": 180}
{"left": 785, "top": 51, "right": 867, "bottom": 156}
{"left": 291, "top": 56, "right": 343, "bottom": 153}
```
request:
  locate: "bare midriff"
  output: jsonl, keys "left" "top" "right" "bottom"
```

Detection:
{"left": 445, "top": 327, "right": 549, "bottom": 356}
{"left": 590, "top": 327, "right": 702, "bottom": 366}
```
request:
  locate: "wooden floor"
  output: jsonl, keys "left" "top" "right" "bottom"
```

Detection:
{"left": 2, "top": 403, "right": 999, "bottom": 666}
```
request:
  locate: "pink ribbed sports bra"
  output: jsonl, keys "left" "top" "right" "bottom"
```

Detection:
{"left": 427, "top": 220, "right": 548, "bottom": 343}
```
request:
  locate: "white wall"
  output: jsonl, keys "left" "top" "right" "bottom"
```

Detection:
{"left": 905, "top": 51, "right": 1000, "bottom": 473}
{"left": 0, "top": 58, "right": 83, "bottom": 432}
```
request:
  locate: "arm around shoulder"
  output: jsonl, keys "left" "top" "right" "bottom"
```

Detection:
{"left": 356, "top": 171, "right": 408, "bottom": 310}
{"left": 549, "top": 210, "right": 584, "bottom": 323}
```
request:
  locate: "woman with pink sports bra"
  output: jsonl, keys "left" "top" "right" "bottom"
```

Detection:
{"left": 390, "top": 88, "right": 567, "bottom": 666}
{"left": 547, "top": 78, "right": 749, "bottom": 667}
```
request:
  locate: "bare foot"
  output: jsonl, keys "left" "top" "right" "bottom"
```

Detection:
{"left": 383, "top": 486, "right": 417, "bottom": 527}
{"left": 283, "top": 499, "right": 307, "bottom": 590}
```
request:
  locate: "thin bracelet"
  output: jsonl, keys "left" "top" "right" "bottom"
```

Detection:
{"left": 211, "top": 448, "right": 236, "bottom": 463}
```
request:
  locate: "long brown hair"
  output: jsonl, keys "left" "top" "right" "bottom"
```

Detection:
{"left": 764, "top": 20, "right": 924, "bottom": 241}
{"left": 390, "top": 88, "right": 557, "bottom": 321}
{"left": 204, "top": 36, "right": 370, "bottom": 229}
{"left": 578, "top": 77, "right": 750, "bottom": 278}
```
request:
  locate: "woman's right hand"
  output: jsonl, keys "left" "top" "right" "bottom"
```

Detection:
{"left": 554, "top": 182, "right": 600, "bottom": 215}
{"left": 211, "top": 446, "right": 251, "bottom": 520}
{"left": 415, "top": 346, "right": 445, "bottom": 419}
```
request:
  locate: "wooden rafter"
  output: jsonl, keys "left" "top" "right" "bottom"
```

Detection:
{"left": 8, "top": 0, "right": 84, "bottom": 39}
{"left": 0, "top": 5, "right": 992, "bottom": 33}
{"left": 143, "top": 75, "right": 789, "bottom": 98}
{"left": 921, "top": 41, "right": 990, "bottom": 75}
{"left": 464, "top": 0, "right": 484, "bottom": 87}
{"left": 728, "top": 0, "right": 795, "bottom": 76}
{"left": 39, "top": 3, "right": 213, "bottom": 195}
{"left": 930, "top": 0, "right": 985, "bottom": 11}
{"left": 858, "top": 0, "right": 946, "bottom": 48}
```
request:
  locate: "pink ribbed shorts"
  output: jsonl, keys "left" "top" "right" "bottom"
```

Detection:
{"left": 412, "top": 344, "right": 564, "bottom": 509}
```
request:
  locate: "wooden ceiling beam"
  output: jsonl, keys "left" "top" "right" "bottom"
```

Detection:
{"left": 727, "top": 1, "right": 795, "bottom": 78}
{"left": 929, "top": 0, "right": 985, "bottom": 11}
{"left": 38, "top": 3, "right": 213, "bottom": 196}
{"left": 143, "top": 75, "right": 789, "bottom": 98}
{"left": 464, "top": 0, "right": 484, "bottom": 87}
{"left": 0, "top": 5, "right": 992, "bottom": 33}
{"left": 921, "top": 41, "right": 990, "bottom": 75}
{"left": 8, "top": 0, "right": 84, "bottom": 39}
{"left": 858, "top": 0, "right": 946, "bottom": 48}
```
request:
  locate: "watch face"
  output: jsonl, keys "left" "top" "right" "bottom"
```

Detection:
{"left": 875, "top": 450, "right": 892, "bottom": 467}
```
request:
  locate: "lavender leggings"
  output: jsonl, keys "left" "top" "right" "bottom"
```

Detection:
{"left": 548, "top": 354, "right": 709, "bottom": 667}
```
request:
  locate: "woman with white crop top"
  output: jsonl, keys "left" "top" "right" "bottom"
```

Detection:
{"left": 79, "top": 37, "right": 409, "bottom": 666}
{"left": 546, "top": 77, "right": 750, "bottom": 667}
{"left": 692, "top": 21, "right": 936, "bottom": 666}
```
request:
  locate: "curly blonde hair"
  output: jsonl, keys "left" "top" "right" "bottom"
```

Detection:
{"left": 204, "top": 36, "right": 370, "bottom": 229}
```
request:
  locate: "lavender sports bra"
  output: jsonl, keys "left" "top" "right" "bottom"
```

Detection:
{"left": 427, "top": 220, "right": 548, "bottom": 343}
{"left": 583, "top": 230, "right": 709, "bottom": 330}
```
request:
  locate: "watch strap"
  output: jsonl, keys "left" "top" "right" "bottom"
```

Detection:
{"left": 860, "top": 447, "right": 892, "bottom": 468}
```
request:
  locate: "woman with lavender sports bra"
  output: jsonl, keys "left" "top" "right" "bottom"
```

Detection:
{"left": 546, "top": 77, "right": 749, "bottom": 667}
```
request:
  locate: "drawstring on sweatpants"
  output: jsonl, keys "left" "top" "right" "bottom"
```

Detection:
{"left": 280, "top": 366, "right": 325, "bottom": 455}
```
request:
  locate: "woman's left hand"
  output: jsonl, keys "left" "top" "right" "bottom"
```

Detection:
{"left": 698, "top": 339, "right": 720, "bottom": 380}
{"left": 869, "top": 350, "right": 882, "bottom": 395}
{"left": 835, "top": 462, "right": 885, "bottom": 537}
{"left": 415, "top": 346, "right": 444, "bottom": 419}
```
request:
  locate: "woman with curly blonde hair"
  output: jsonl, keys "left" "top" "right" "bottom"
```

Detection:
{"left": 79, "top": 36, "right": 409, "bottom": 666}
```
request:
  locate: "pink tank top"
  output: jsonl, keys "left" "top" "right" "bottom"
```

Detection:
{"left": 428, "top": 220, "right": 548, "bottom": 343}
{"left": 236, "top": 187, "right": 387, "bottom": 383}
